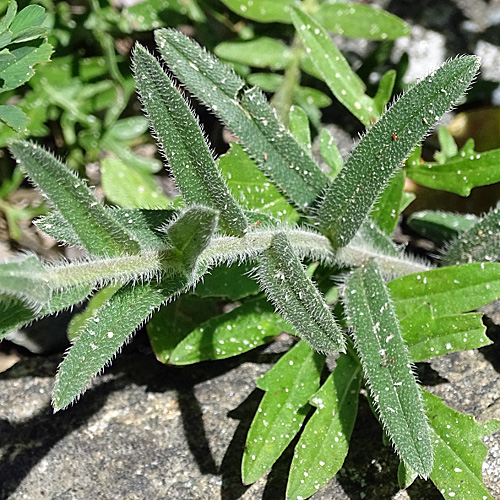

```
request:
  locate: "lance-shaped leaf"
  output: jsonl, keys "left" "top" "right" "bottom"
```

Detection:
{"left": 316, "top": 55, "right": 480, "bottom": 248}
{"left": 442, "top": 205, "right": 500, "bottom": 266}
{"left": 170, "top": 296, "right": 290, "bottom": 364}
{"left": 291, "top": 8, "right": 377, "bottom": 126}
{"left": 0, "top": 285, "right": 91, "bottom": 339}
{"left": 389, "top": 262, "right": 500, "bottom": 318}
{"left": 161, "top": 206, "right": 218, "bottom": 274}
{"left": 154, "top": 29, "right": 330, "bottom": 210}
{"left": 132, "top": 44, "right": 247, "bottom": 237}
{"left": 242, "top": 341, "right": 324, "bottom": 484}
{"left": 370, "top": 169, "right": 406, "bottom": 235}
{"left": 407, "top": 211, "right": 478, "bottom": 244}
{"left": 37, "top": 208, "right": 176, "bottom": 250}
{"left": 219, "top": 0, "right": 294, "bottom": 23}
{"left": 287, "top": 349, "right": 362, "bottom": 500}
{"left": 314, "top": 3, "right": 411, "bottom": 40}
{"left": 255, "top": 232, "right": 345, "bottom": 354}
{"left": 343, "top": 260, "right": 433, "bottom": 477}
{"left": 424, "top": 390, "right": 500, "bottom": 500}
{"left": 319, "top": 128, "right": 343, "bottom": 177}
{"left": 0, "top": 255, "right": 51, "bottom": 308}
{"left": 401, "top": 304, "right": 491, "bottom": 362}
{"left": 53, "top": 277, "right": 189, "bottom": 410}
{"left": 217, "top": 143, "right": 298, "bottom": 223}
{"left": 9, "top": 140, "right": 140, "bottom": 257}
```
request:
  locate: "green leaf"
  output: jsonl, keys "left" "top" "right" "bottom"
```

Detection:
{"left": 0, "top": 39, "right": 52, "bottom": 92}
{"left": 101, "top": 158, "right": 171, "bottom": 209}
{"left": 406, "top": 144, "right": 500, "bottom": 196}
{"left": 343, "top": 260, "right": 433, "bottom": 477}
{"left": 170, "top": 296, "right": 290, "bottom": 364}
{"left": 401, "top": 304, "right": 491, "bottom": 362}
{"left": 37, "top": 208, "right": 175, "bottom": 250}
{"left": 0, "top": 1, "right": 17, "bottom": 34}
{"left": 53, "top": 278, "right": 189, "bottom": 410}
{"left": 373, "top": 69, "right": 396, "bottom": 116}
{"left": 218, "top": 143, "right": 299, "bottom": 223}
{"left": 162, "top": 206, "right": 218, "bottom": 274}
{"left": 155, "top": 29, "right": 330, "bottom": 210}
{"left": 215, "top": 37, "right": 292, "bottom": 70}
{"left": 288, "top": 105, "right": 311, "bottom": 153}
{"left": 317, "top": 55, "right": 480, "bottom": 248}
{"left": 124, "top": 0, "right": 205, "bottom": 29}
{"left": 291, "top": 8, "right": 377, "bottom": 126}
{"left": 315, "top": 3, "right": 411, "bottom": 40}
{"left": 193, "top": 262, "right": 260, "bottom": 300}
{"left": 0, "top": 104, "right": 27, "bottom": 132}
{"left": 370, "top": 169, "right": 406, "bottom": 235}
{"left": 319, "top": 128, "right": 343, "bottom": 176}
{"left": 9, "top": 5, "right": 45, "bottom": 37}
{"left": 0, "top": 285, "right": 91, "bottom": 339}
{"left": 0, "top": 255, "right": 51, "bottom": 307}
{"left": 147, "top": 294, "right": 218, "bottom": 363}
{"left": 389, "top": 262, "right": 500, "bottom": 318}
{"left": 256, "top": 232, "right": 345, "bottom": 354}
{"left": 287, "top": 350, "right": 362, "bottom": 499}
{"left": 442, "top": 205, "right": 500, "bottom": 266}
{"left": 220, "top": 0, "right": 294, "bottom": 23}
{"left": 435, "top": 126, "right": 458, "bottom": 164}
{"left": 424, "top": 390, "right": 500, "bottom": 500}
{"left": 242, "top": 341, "right": 325, "bottom": 484}
{"left": 9, "top": 141, "right": 141, "bottom": 256}
{"left": 407, "top": 210, "right": 478, "bottom": 244}
{"left": 132, "top": 44, "right": 248, "bottom": 236}
{"left": 67, "top": 284, "right": 122, "bottom": 341}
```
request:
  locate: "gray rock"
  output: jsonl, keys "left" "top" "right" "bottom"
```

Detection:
{"left": 0, "top": 331, "right": 498, "bottom": 500}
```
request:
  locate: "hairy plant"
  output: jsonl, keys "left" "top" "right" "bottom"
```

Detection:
{"left": 1, "top": 16, "right": 499, "bottom": 499}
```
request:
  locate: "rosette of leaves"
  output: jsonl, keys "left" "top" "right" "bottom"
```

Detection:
{"left": 1, "top": 15, "right": 499, "bottom": 499}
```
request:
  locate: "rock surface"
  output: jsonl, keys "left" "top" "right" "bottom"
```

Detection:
{"left": 0, "top": 330, "right": 499, "bottom": 500}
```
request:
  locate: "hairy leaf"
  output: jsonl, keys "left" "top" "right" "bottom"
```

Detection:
{"left": 389, "top": 263, "right": 500, "bottom": 318}
{"left": 0, "top": 255, "right": 51, "bottom": 307}
{"left": 343, "top": 260, "right": 433, "bottom": 477}
{"left": 0, "top": 285, "right": 91, "bottom": 339}
{"left": 401, "top": 304, "right": 490, "bottom": 362}
{"left": 316, "top": 55, "right": 480, "bottom": 248}
{"left": 291, "top": 8, "right": 377, "bottom": 126}
{"left": 424, "top": 390, "right": 500, "bottom": 500}
{"left": 154, "top": 29, "right": 330, "bottom": 210}
{"left": 442, "top": 205, "right": 500, "bottom": 266}
{"left": 132, "top": 44, "right": 247, "bottom": 236}
{"left": 256, "top": 232, "right": 345, "bottom": 354}
{"left": 287, "top": 349, "right": 362, "bottom": 499}
{"left": 37, "top": 208, "right": 176, "bottom": 250}
{"left": 9, "top": 140, "right": 140, "bottom": 256}
{"left": 170, "top": 296, "right": 290, "bottom": 364}
{"left": 53, "top": 278, "right": 189, "bottom": 410}
{"left": 242, "top": 341, "right": 324, "bottom": 484}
